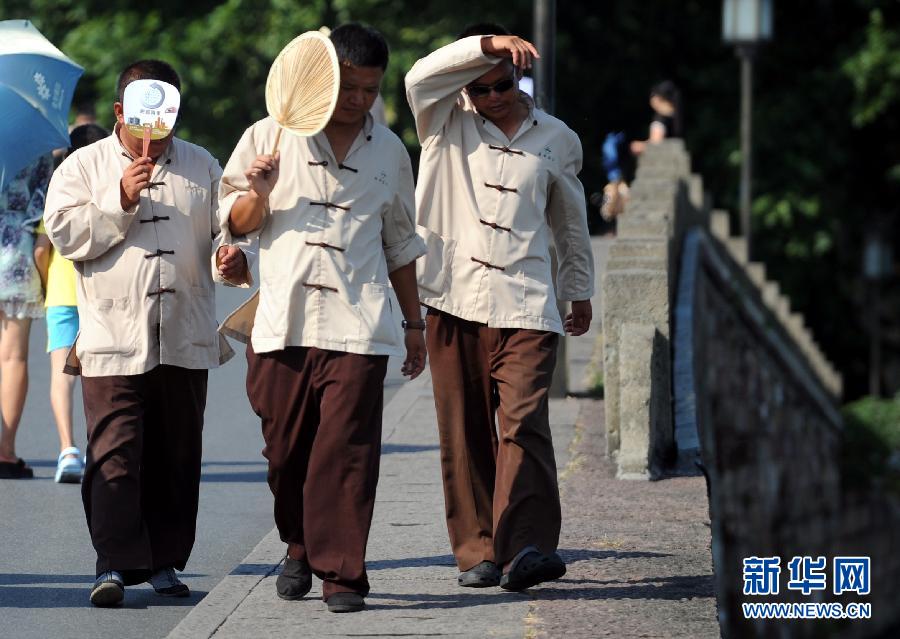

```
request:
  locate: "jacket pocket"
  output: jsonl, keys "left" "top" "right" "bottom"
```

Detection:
{"left": 190, "top": 286, "right": 217, "bottom": 348}
{"left": 358, "top": 282, "right": 400, "bottom": 347}
{"left": 416, "top": 227, "right": 456, "bottom": 298}
{"left": 78, "top": 297, "right": 137, "bottom": 356}
{"left": 523, "top": 260, "right": 556, "bottom": 319}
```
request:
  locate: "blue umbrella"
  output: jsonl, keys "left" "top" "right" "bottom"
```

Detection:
{"left": 0, "top": 20, "right": 83, "bottom": 191}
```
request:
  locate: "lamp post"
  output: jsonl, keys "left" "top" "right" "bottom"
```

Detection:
{"left": 722, "top": 0, "right": 772, "bottom": 258}
{"left": 533, "top": 0, "right": 556, "bottom": 114}
{"left": 864, "top": 230, "right": 893, "bottom": 397}
{"left": 533, "top": 0, "right": 568, "bottom": 397}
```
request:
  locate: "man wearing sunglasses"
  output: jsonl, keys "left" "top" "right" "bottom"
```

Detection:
{"left": 406, "top": 24, "right": 594, "bottom": 592}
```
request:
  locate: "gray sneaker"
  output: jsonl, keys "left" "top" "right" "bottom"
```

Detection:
{"left": 326, "top": 592, "right": 365, "bottom": 613}
{"left": 276, "top": 556, "right": 312, "bottom": 600}
{"left": 458, "top": 561, "right": 501, "bottom": 587}
{"left": 90, "top": 571, "right": 124, "bottom": 607}
{"left": 149, "top": 567, "right": 190, "bottom": 597}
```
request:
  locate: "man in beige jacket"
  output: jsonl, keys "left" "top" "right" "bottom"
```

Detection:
{"left": 220, "top": 23, "right": 426, "bottom": 614}
{"left": 406, "top": 24, "right": 594, "bottom": 591}
{"left": 44, "top": 60, "right": 248, "bottom": 607}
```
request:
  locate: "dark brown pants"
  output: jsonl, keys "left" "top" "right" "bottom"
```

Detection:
{"left": 81, "top": 365, "right": 207, "bottom": 584}
{"left": 246, "top": 344, "right": 387, "bottom": 599}
{"left": 426, "top": 308, "right": 561, "bottom": 571}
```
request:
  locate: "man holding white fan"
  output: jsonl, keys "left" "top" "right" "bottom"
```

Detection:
{"left": 44, "top": 59, "right": 250, "bottom": 607}
{"left": 219, "top": 23, "right": 425, "bottom": 613}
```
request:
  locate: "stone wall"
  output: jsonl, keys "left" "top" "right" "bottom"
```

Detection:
{"left": 602, "top": 140, "right": 900, "bottom": 636}
{"left": 687, "top": 226, "right": 900, "bottom": 638}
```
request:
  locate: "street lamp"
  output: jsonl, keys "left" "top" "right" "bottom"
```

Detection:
{"left": 864, "top": 230, "right": 894, "bottom": 397}
{"left": 533, "top": 0, "right": 568, "bottom": 397}
{"left": 722, "top": 0, "right": 773, "bottom": 258}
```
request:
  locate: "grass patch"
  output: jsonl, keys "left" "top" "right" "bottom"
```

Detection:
{"left": 587, "top": 369, "right": 605, "bottom": 398}
{"left": 840, "top": 394, "right": 900, "bottom": 494}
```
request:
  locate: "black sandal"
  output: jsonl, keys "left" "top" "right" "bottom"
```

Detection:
{"left": 500, "top": 545, "right": 566, "bottom": 591}
{"left": 0, "top": 458, "right": 33, "bottom": 479}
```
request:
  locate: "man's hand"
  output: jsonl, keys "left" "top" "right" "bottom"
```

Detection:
{"left": 401, "top": 329, "right": 426, "bottom": 379}
{"left": 120, "top": 156, "right": 152, "bottom": 210}
{"left": 481, "top": 35, "right": 540, "bottom": 69}
{"left": 245, "top": 152, "right": 280, "bottom": 198}
{"left": 216, "top": 245, "right": 250, "bottom": 284}
{"left": 564, "top": 300, "right": 592, "bottom": 336}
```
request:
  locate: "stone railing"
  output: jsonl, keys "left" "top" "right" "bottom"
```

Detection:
{"left": 602, "top": 141, "right": 900, "bottom": 638}
{"left": 601, "top": 139, "right": 707, "bottom": 478}
{"left": 601, "top": 140, "right": 842, "bottom": 479}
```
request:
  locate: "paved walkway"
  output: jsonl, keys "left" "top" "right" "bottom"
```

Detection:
{"left": 170, "top": 235, "right": 719, "bottom": 638}
{"left": 170, "top": 375, "right": 717, "bottom": 639}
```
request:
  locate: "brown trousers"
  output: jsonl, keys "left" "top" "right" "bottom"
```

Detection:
{"left": 246, "top": 344, "right": 388, "bottom": 599}
{"left": 81, "top": 365, "right": 207, "bottom": 584}
{"left": 426, "top": 308, "right": 561, "bottom": 571}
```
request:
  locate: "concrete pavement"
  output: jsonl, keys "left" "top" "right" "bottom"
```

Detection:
{"left": 4, "top": 236, "right": 720, "bottom": 638}
{"left": 170, "top": 372, "right": 583, "bottom": 639}
{"left": 0, "top": 281, "right": 407, "bottom": 639}
{"left": 169, "top": 237, "right": 719, "bottom": 639}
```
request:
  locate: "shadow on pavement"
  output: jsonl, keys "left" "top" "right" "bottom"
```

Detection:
{"left": 0, "top": 574, "right": 94, "bottom": 585}
{"left": 382, "top": 444, "right": 440, "bottom": 454}
{"left": 0, "top": 573, "right": 206, "bottom": 586}
{"left": 199, "top": 471, "right": 268, "bottom": 483}
{"left": 0, "top": 586, "right": 208, "bottom": 608}
{"left": 365, "top": 590, "right": 521, "bottom": 610}
{"left": 367, "top": 555, "right": 457, "bottom": 570}
{"left": 363, "top": 574, "right": 714, "bottom": 610}
{"left": 560, "top": 548, "right": 672, "bottom": 561}
{"left": 228, "top": 564, "right": 278, "bottom": 576}
{"left": 528, "top": 574, "right": 715, "bottom": 601}
{"left": 200, "top": 461, "right": 267, "bottom": 467}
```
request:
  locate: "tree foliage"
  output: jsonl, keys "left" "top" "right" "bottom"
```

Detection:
{"left": 2, "top": 0, "right": 898, "bottom": 397}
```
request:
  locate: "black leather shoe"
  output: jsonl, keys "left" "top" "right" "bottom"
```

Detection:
{"left": 326, "top": 592, "right": 365, "bottom": 613}
{"left": 458, "top": 561, "right": 501, "bottom": 587}
{"left": 276, "top": 557, "right": 312, "bottom": 600}
{"left": 500, "top": 546, "right": 566, "bottom": 591}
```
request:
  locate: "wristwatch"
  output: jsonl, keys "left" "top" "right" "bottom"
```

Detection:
{"left": 402, "top": 319, "right": 426, "bottom": 330}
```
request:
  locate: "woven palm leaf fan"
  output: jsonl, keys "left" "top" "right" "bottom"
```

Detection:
{"left": 265, "top": 30, "right": 340, "bottom": 154}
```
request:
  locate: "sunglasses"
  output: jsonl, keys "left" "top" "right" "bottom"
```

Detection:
{"left": 466, "top": 76, "right": 517, "bottom": 98}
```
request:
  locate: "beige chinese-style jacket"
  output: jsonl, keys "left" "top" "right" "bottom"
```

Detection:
{"left": 406, "top": 36, "right": 594, "bottom": 334}
{"left": 44, "top": 128, "right": 236, "bottom": 377}
{"left": 218, "top": 115, "right": 425, "bottom": 357}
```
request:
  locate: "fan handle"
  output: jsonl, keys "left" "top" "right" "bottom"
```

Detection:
{"left": 271, "top": 127, "right": 283, "bottom": 156}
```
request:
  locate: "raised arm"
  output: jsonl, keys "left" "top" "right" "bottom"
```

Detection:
{"left": 405, "top": 35, "right": 536, "bottom": 144}
{"left": 44, "top": 155, "right": 141, "bottom": 261}
{"left": 219, "top": 123, "right": 278, "bottom": 238}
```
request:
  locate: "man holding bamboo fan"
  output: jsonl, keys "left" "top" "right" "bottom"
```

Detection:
{"left": 219, "top": 23, "right": 426, "bottom": 614}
